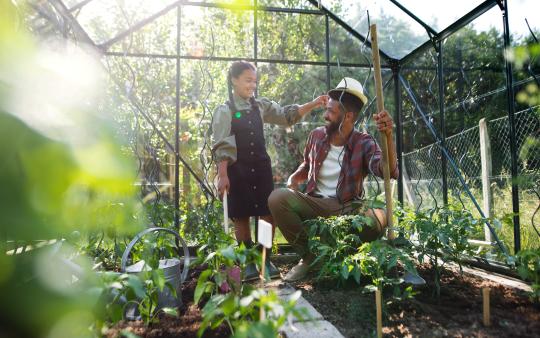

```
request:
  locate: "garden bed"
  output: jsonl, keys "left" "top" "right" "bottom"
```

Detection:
{"left": 276, "top": 255, "right": 540, "bottom": 338}
{"left": 105, "top": 255, "right": 539, "bottom": 338}
{"left": 106, "top": 265, "right": 230, "bottom": 338}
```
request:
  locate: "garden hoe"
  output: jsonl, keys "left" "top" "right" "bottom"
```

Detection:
{"left": 370, "top": 23, "right": 425, "bottom": 286}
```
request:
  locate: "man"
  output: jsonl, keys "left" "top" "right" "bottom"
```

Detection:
{"left": 268, "top": 77, "right": 398, "bottom": 282}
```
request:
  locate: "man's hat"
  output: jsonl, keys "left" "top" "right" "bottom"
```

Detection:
{"left": 328, "top": 77, "right": 368, "bottom": 106}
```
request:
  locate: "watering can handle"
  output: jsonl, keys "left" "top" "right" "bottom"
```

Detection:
{"left": 121, "top": 227, "right": 190, "bottom": 284}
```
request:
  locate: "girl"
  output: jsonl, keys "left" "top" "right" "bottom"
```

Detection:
{"left": 212, "top": 60, "right": 326, "bottom": 280}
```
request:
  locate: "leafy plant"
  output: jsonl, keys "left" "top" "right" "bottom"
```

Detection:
{"left": 399, "top": 204, "right": 482, "bottom": 297}
{"left": 198, "top": 288, "right": 306, "bottom": 338}
{"left": 194, "top": 243, "right": 260, "bottom": 304}
{"left": 352, "top": 240, "right": 417, "bottom": 298}
{"left": 94, "top": 269, "right": 178, "bottom": 330}
{"left": 306, "top": 213, "right": 374, "bottom": 282}
{"left": 514, "top": 249, "right": 540, "bottom": 303}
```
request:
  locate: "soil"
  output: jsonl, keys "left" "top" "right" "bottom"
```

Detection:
{"left": 106, "top": 265, "right": 230, "bottom": 338}
{"left": 106, "top": 256, "right": 540, "bottom": 338}
{"left": 275, "top": 255, "right": 540, "bottom": 338}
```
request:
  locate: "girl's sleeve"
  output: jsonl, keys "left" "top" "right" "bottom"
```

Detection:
{"left": 211, "top": 104, "right": 237, "bottom": 164}
{"left": 258, "top": 97, "right": 302, "bottom": 126}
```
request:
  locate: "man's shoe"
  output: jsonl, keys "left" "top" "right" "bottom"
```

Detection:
{"left": 265, "top": 260, "right": 281, "bottom": 279}
{"left": 283, "top": 260, "right": 311, "bottom": 282}
{"left": 242, "top": 263, "right": 260, "bottom": 282}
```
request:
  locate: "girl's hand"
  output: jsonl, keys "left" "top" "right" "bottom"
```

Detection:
{"left": 217, "top": 174, "right": 230, "bottom": 199}
{"left": 299, "top": 95, "right": 329, "bottom": 117}
{"left": 313, "top": 95, "right": 329, "bottom": 108}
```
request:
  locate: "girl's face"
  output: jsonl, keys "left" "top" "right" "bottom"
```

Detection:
{"left": 232, "top": 69, "right": 257, "bottom": 99}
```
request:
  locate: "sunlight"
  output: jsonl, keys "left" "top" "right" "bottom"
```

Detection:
{"left": 3, "top": 40, "right": 103, "bottom": 143}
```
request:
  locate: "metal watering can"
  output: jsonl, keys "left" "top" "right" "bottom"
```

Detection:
{"left": 121, "top": 227, "right": 190, "bottom": 319}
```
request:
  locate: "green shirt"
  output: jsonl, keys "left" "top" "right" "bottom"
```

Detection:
{"left": 212, "top": 94, "right": 302, "bottom": 164}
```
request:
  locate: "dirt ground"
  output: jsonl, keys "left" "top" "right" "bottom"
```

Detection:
{"left": 276, "top": 256, "right": 540, "bottom": 338}
{"left": 106, "top": 265, "right": 230, "bottom": 338}
{"left": 107, "top": 257, "right": 539, "bottom": 338}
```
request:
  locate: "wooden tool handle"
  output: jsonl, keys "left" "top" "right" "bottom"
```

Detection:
{"left": 370, "top": 24, "right": 394, "bottom": 240}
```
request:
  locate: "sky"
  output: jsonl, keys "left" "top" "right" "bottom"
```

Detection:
{"left": 346, "top": 0, "right": 540, "bottom": 40}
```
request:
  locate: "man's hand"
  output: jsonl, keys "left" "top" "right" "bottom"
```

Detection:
{"left": 217, "top": 174, "right": 230, "bottom": 199}
{"left": 286, "top": 172, "right": 302, "bottom": 191}
{"left": 374, "top": 110, "right": 393, "bottom": 136}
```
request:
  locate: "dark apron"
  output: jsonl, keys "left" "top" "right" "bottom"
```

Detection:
{"left": 227, "top": 101, "right": 273, "bottom": 218}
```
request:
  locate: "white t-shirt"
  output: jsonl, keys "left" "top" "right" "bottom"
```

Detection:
{"left": 314, "top": 144, "right": 344, "bottom": 198}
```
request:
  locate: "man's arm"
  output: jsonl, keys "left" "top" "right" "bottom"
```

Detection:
{"left": 287, "top": 166, "right": 308, "bottom": 190}
{"left": 287, "top": 130, "right": 313, "bottom": 190}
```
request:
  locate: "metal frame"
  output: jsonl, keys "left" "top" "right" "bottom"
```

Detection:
{"left": 36, "top": 0, "right": 537, "bottom": 258}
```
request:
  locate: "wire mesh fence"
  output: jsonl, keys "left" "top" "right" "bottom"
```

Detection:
{"left": 402, "top": 107, "right": 540, "bottom": 249}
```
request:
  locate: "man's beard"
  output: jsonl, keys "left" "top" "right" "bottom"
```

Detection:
{"left": 325, "top": 119, "right": 340, "bottom": 136}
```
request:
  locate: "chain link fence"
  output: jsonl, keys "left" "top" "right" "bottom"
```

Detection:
{"left": 402, "top": 107, "right": 540, "bottom": 248}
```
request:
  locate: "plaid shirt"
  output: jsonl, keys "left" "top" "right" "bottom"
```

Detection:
{"left": 298, "top": 127, "right": 399, "bottom": 202}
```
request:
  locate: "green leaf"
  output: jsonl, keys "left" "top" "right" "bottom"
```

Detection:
{"left": 161, "top": 307, "right": 178, "bottom": 317}
{"left": 340, "top": 264, "right": 349, "bottom": 280}
{"left": 233, "top": 321, "right": 277, "bottom": 338}
{"left": 153, "top": 270, "right": 165, "bottom": 292}
{"left": 221, "top": 294, "right": 237, "bottom": 316}
{"left": 352, "top": 265, "right": 361, "bottom": 284}
{"left": 364, "top": 284, "right": 378, "bottom": 292}
{"left": 195, "top": 270, "right": 213, "bottom": 304}
{"left": 126, "top": 275, "right": 145, "bottom": 299}
{"left": 239, "top": 295, "right": 254, "bottom": 307}
{"left": 204, "top": 251, "right": 217, "bottom": 263}
{"left": 221, "top": 245, "right": 236, "bottom": 261}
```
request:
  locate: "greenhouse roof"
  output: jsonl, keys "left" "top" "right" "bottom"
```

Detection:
{"left": 32, "top": 0, "right": 540, "bottom": 64}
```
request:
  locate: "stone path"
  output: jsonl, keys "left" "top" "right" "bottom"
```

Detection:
{"left": 264, "top": 279, "right": 345, "bottom": 338}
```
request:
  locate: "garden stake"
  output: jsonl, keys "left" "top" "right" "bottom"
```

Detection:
{"left": 259, "top": 247, "right": 266, "bottom": 321}
{"left": 375, "top": 288, "right": 383, "bottom": 338}
{"left": 483, "top": 287, "right": 491, "bottom": 326}
{"left": 370, "top": 23, "right": 395, "bottom": 240}
{"left": 257, "top": 219, "right": 273, "bottom": 321}
{"left": 223, "top": 190, "right": 229, "bottom": 233}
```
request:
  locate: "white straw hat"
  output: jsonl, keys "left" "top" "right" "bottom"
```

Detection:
{"left": 328, "top": 77, "right": 368, "bottom": 105}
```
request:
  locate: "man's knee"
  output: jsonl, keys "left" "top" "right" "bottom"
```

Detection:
{"left": 268, "top": 188, "right": 294, "bottom": 213}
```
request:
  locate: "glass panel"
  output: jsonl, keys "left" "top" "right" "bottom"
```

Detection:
{"left": 76, "top": 0, "right": 178, "bottom": 45}
{"left": 329, "top": 19, "right": 378, "bottom": 66}
{"left": 258, "top": 63, "right": 326, "bottom": 185}
{"left": 257, "top": 12, "right": 325, "bottom": 61}
{"left": 104, "top": 56, "right": 177, "bottom": 215}
{"left": 508, "top": 0, "right": 540, "bottom": 42}
{"left": 400, "top": 47, "right": 442, "bottom": 210}
{"left": 507, "top": 0, "right": 540, "bottom": 252}
{"left": 108, "top": 9, "right": 177, "bottom": 55}
{"left": 396, "top": 0, "right": 486, "bottom": 32}
{"left": 180, "top": 5, "right": 254, "bottom": 58}
{"left": 443, "top": 10, "right": 507, "bottom": 134}
{"left": 322, "top": 0, "right": 429, "bottom": 59}
{"left": 443, "top": 17, "right": 506, "bottom": 224}
{"left": 257, "top": 0, "right": 312, "bottom": 9}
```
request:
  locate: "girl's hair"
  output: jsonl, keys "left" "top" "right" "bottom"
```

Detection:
{"left": 227, "top": 60, "right": 256, "bottom": 112}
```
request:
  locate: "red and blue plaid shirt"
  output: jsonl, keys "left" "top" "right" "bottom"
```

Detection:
{"left": 298, "top": 127, "right": 399, "bottom": 202}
